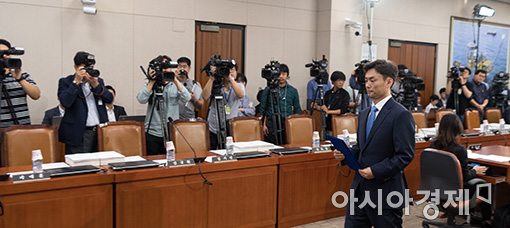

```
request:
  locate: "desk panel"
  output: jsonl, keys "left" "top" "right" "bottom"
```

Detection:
{"left": 277, "top": 152, "right": 348, "bottom": 228}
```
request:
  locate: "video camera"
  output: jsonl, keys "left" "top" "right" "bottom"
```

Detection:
{"left": 490, "top": 71, "right": 510, "bottom": 109}
{"left": 0, "top": 47, "right": 25, "bottom": 73}
{"left": 448, "top": 66, "right": 466, "bottom": 81}
{"left": 398, "top": 68, "right": 425, "bottom": 91}
{"left": 202, "top": 54, "right": 236, "bottom": 78}
{"left": 148, "top": 57, "right": 178, "bottom": 82}
{"left": 201, "top": 54, "right": 236, "bottom": 95}
{"left": 354, "top": 59, "right": 370, "bottom": 90}
{"left": 305, "top": 55, "right": 329, "bottom": 84}
{"left": 261, "top": 60, "right": 280, "bottom": 87}
{"left": 396, "top": 66, "right": 425, "bottom": 110}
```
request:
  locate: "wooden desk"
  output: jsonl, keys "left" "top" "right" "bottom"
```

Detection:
{"left": 469, "top": 145, "right": 510, "bottom": 208}
{"left": 115, "top": 156, "right": 278, "bottom": 228}
{"left": 276, "top": 152, "right": 352, "bottom": 228}
{"left": 404, "top": 140, "right": 431, "bottom": 197}
{"left": 0, "top": 166, "right": 114, "bottom": 228}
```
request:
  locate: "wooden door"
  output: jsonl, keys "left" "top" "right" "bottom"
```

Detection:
{"left": 388, "top": 40, "right": 437, "bottom": 106}
{"left": 195, "top": 22, "right": 245, "bottom": 118}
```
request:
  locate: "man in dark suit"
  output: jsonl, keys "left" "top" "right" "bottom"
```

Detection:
{"left": 105, "top": 85, "right": 127, "bottom": 121}
{"left": 337, "top": 59, "right": 415, "bottom": 228}
{"left": 41, "top": 104, "right": 64, "bottom": 125}
{"left": 58, "top": 51, "right": 113, "bottom": 154}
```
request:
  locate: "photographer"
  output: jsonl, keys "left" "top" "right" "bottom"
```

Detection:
{"left": 446, "top": 67, "right": 473, "bottom": 121}
{"left": 137, "top": 55, "right": 191, "bottom": 155}
{"left": 469, "top": 69, "right": 489, "bottom": 120}
{"left": 314, "top": 71, "right": 350, "bottom": 134}
{"left": 176, "top": 57, "right": 204, "bottom": 119}
{"left": 58, "top": 51, "right": 112, "bottom": 154}
{"left": 259, "top": 64, "right": 301, "bottom": 144}
{"left": 0, "top": 39, "right": 40, "bottom": 128}
{"left": 349, "top": 61, "right": 371, "bottom": 113}
{"left": 202, "top": 62, "right": 245, "bottom": 149}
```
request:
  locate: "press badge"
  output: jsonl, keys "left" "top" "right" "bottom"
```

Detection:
{"left": 225, "top": 105, "right": 231, "bottom": 115}
{"left": 98, "top": 99, "right": 103, "bottom": 106}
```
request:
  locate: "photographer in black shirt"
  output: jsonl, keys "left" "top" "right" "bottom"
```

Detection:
{"left": 313, "top": 71, "right": 350, "bottom": 134}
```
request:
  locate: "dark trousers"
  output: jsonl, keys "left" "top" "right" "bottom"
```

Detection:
{"left": 265, "top": 117, "right": 287, "bottom": 145}
{"left": 209, "top": 122, "right": 231, "bottom": 150}
{"left": 66, "top": 129, "right": 97, "bottom": 154}
{"left": 146, "top": 133, "right": 165, "bottom": 155}
{"left": 344, "top": 188, "right": 404, "bottom": 228}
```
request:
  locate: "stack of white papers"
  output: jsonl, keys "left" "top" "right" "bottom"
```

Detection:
{"left": 468, "top": 150, "right": 510, "bottom": 162}
{"left": 65, "top": 151, "right": 125, "bottom": 166}
{"left": 233, "top": 140, "right": 276, "bottom": 153}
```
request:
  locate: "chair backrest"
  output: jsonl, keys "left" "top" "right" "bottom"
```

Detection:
{"left": 331, "top": 114, "right": 357, "bottom": 136}
{"left": 436, "top": 109, "right": 455, "bottom": 123}
{"left": 485, "top": 108, "right": 501, "bottom": 123}
{"left": 420, "top": 148, "right": 463, "bottom": 201}
{"left": 229, "top": 116, "right": 263, "bottom": 142}
{"left": 425, "top": 108, "right": 437, "bottom": 127}
{"left": 97, "top": 121, "right": 146, "bottom": 156}
{"left": 285, "top": 114, "right": 314, "bottom": 146}
{"left": 1, "top": 125, "right": 59, "bottom": 167}
{"left": 170, "top": 119, "right": 209, "bottom": 153}
{"left": 412, "top": 112, "right": 427, "bottom": 130}
{"left": 464, "top": 109, "right": 480, "bottom": 129}
{"left": 118, "top": 115, "right": 146, "bottom": 123}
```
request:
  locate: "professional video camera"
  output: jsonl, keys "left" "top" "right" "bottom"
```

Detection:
{"left": 261, "top": 60, "right": 280, "bottom": 87}
{"left": 0, "top": 47, "right": 24, "bottom": 71}
{"left": 202, "top": 54, "right": 236, "bottom": 78}
{"left": 305, "top": 55, "right": 329, "bottom": 84}
{"left": 354, "top": 59, "right": 370, "bottom": 90}
{"left": 201, "top": 54, "right": 236, "bottom": 95}
{"left": 448, "top": 65, "right": 467, "bottom": 81}
{"left": 149, "top": 58, "right": 178, "bottom": 81}
{"left": 397, "top": 67, "right": 425, "bottom": 110}
{"left": 490, "top": 71, "right": 510, "bottom": 110}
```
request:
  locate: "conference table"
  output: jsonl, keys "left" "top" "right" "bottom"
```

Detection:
{"left": 1, "top": 134, "right": 509, "bottom": 228}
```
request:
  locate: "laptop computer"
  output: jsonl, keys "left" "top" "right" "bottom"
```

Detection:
{"left": 118, "top": 115, "right": 146, "bottom": 123}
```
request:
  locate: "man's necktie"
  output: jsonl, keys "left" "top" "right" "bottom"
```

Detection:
{"left": 366, "top": 106, "right": 378, "bottom": 140}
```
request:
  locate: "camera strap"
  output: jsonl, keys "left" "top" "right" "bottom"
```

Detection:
{"left": 1, "top": 82, "right": 20, "bottom": 125}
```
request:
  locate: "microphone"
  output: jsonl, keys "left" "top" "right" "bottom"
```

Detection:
{"left": 172, "top": 120, "right": 212, "bottom": 186}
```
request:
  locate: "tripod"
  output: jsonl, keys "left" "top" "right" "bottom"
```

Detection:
{"left": 264, "top": 82, "right": 284, "bottom": 145}
{"left": 310, "top": 84, "right": 326, "bottom": 137}
{"left": 0, "top": 74, "right": 20, "bottom": 125}
{"left": 146, "top": 84, "right": 170, "bottom": 148}
{"left": 209, "top": 79, "right": 228, "bottom": 149}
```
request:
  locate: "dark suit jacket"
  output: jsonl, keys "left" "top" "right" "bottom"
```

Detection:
{"left": 113, "top": 105, "right": 127, "bottom": 121}
{"left": 351, "top": 98, "right": 415, "bottom": 209}
{"left": 58, "top": 75, "right": 113, "bottom": 146}
{"left": 42, "top": 106, "right": 61, "bottom": 125}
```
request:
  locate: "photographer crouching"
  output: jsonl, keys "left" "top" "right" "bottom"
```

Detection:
{"left": 201, "top": 55, "right": 244, "bottom": 150}
{"left": 137, "top": 55, "right": 190, "bottom": 155}
{"left": 0, "top": 39, "right": 40, "bottom": 128}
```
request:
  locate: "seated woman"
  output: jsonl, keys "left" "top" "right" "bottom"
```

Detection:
{"left": 235, "top": 73, "right": 255, "bottom": 117}
{"left": 430, "top": 114, "right": 492, "bottom": 225}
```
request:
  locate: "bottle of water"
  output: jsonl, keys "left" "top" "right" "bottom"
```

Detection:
{"left": 225, "top": 136, "right": 234, "bottom": 155}
{"left": 32, "top": 149, "right": 43, "bottom": 173}
{"left": 312, "top": 131, "right": 320, "bottom": 151}
{"left": 165, "top": 141, "right": 175, "bottom": 166}
{"left": 482, "top": 119, "right": 489, "bottom": 134}
{"left": 499, "top": 118, "right": 506, "bottom": 133}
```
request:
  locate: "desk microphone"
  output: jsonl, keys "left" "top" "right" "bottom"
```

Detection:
{"left": 170, "top": 117, "right": 212, "bottom": 185}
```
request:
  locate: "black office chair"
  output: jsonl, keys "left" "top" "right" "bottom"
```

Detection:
{"left": 420, "top": 148, "right": 486, "bottom": 227}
